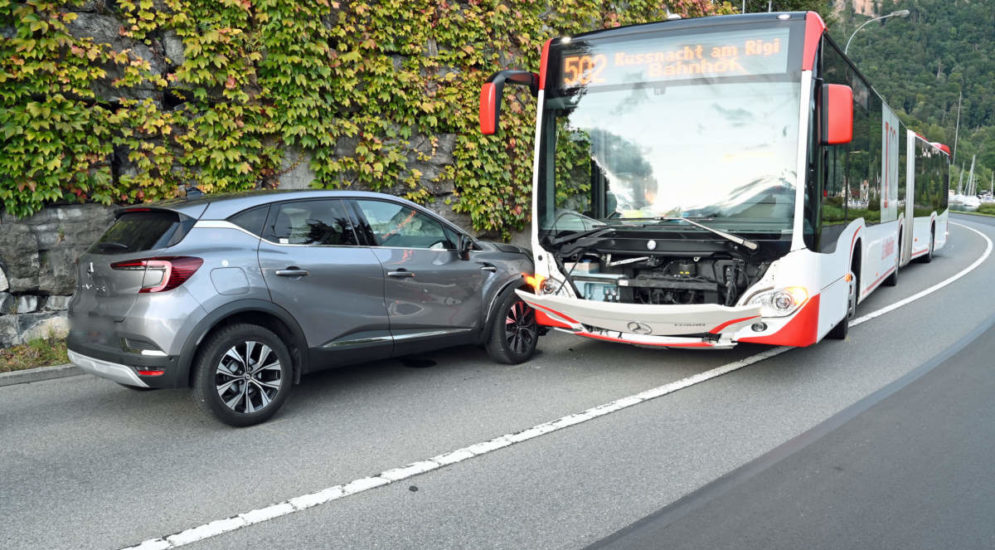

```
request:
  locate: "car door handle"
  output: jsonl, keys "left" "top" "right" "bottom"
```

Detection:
{"left": 387, "top": 270, "right": 415, "bottom": 278}
{"left": 276, "top": 268, "right": 309, "bottom": 277}
{"left": 480, "top": 265, "right": 497, "bottom": 273}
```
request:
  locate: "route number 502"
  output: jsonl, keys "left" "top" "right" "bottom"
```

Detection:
{"left": 562, "top": 54, "right": 608, "bottom": 87}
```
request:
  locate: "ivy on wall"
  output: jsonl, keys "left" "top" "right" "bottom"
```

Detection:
{"left": 1, "top": 0, "right": 733, "bottom": 236}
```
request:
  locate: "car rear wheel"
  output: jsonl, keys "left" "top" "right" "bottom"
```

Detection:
{"left": 486, "top": 287, "right": 538, "bottom": 365}
{"left": 193, "top": 323, "right": 293, "bottom": 427}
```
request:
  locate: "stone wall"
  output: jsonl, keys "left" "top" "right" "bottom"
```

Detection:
{"left": 0, "top": 204, "right": 115, "bottom": 347}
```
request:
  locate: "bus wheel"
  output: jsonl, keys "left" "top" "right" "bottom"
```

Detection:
{"left": 827, "top": 272, "right": 856, "bottom": 340}
{"left": 920, "top": 228, "right": 935, "bottom": 264}
{"left": 884, "top": 241, "right": 899, "bottom": 287}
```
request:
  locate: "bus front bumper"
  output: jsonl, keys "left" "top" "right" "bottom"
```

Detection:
{"left": 516, "top": 291, "right": 764, "bottom": 349}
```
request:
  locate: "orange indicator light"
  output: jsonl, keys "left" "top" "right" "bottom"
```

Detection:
{"left": 524, "top": 274, "right": 546, "bottom": 293}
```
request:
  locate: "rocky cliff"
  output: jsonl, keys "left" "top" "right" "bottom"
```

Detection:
{"left": 0, "top": 205, "right": 115, "bottom": 346}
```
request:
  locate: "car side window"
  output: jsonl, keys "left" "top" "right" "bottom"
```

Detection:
{"left": 354, "top": 200, "right": 453, "bottom": 250}
{"left": 266, "top": 200, "right": 359, "bottom": 246}
{"left": 229, "top": 205, "right": 270, "bottom": 236}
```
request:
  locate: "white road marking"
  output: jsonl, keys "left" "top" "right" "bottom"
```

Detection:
{"left": 123, "top": 222, "right": 992, "bottom": 550}
{"left": 852, "top": 222, "right": 992, "bottom": 327}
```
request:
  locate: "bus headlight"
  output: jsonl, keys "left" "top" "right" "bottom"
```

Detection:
{"left": 748, "top": 286, "right": 809, "bottom": 317}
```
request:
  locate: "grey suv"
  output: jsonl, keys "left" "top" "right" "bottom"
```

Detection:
{"left": 67, "top": 190, "right": 538, "bottom": 426}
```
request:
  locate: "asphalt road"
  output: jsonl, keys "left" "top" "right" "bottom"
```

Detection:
{"left": 1, "top": 214, "right": 993, "bottom": 550}
{"left": 588, "top": 309, "right": 995, "bottom": 550}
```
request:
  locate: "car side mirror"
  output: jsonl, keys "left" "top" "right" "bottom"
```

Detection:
{"left": 822, "top": 83, "right": 854, "bottom": 145}
{"left": 457, "top": 235, "right": 473, "bottom": 261}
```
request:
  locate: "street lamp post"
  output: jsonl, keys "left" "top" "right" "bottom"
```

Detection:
{"left": 844, "top": 9, "right": 911, "bottom": 56}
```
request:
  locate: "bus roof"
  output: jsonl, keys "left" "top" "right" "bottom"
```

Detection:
{"left": 566, "top": 12, "right": 812, "bottom": 41}
{"left": 551, "top": 12, "right": 826, "bottom": 74}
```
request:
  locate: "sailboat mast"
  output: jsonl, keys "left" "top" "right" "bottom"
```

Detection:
{"left": 953, "top": 91, "right": 962, "bottom": 165}
{"left": 968, "top": 155, "right": 976, "bottom": 196}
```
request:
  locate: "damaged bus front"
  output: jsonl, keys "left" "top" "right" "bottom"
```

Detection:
{"left": 481, "top": 13, "right": 869, "bottom": 349}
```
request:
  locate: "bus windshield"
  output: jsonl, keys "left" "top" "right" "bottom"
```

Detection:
{"left": 538, "top": 28, "right": 803, "bottom": 241}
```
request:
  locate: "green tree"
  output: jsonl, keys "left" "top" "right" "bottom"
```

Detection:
{"left": 741, "top": 0, "right": 834, "bottom": 20}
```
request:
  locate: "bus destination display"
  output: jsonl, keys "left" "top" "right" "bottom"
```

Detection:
{"left": 560, "top": 28, "right": 791, "bottom": 88}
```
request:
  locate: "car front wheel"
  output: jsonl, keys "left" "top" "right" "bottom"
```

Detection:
{"left": 193, "top": 323, "right": 293, "bottom": 427}
{"left": 485, "top": 287, "right": 538, "bottom": 365}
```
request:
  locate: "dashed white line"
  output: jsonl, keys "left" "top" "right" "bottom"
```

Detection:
{"left": 852, "top": 222, "right": 992, "bottom": 327}
{"left": 123, "top": 221, "right": 992, "bottom": 550}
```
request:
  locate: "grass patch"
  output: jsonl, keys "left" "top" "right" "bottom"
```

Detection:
{"left": 975, "top": 203, "right": 995, "bottom": 216}
{"left": 0, "top": 336, "right": 69, "bottom": 373}
{"left": 954, "top": 208, "right": 995, "bottom": 218}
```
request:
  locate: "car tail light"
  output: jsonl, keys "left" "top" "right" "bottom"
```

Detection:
{"left": 111, "top": 257, "right": 203, "bottom": 293}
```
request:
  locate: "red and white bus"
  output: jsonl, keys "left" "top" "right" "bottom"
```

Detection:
{"left": 905, "top": 133, "right": 950, "bottom": 265}
{"left": 480, "top": 11, "right": 949, "bottom": 348}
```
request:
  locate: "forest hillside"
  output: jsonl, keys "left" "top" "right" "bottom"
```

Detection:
{"left": 831, "top": 0, "right": 995, "bottom": 189}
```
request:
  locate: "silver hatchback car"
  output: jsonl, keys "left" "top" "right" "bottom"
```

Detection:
{"left": 68, "top": 190, "right": 539, "bottom": 426}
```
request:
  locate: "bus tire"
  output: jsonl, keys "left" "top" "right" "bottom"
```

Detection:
{"left": 884, "top": 234, "right": 900, "bottom": 287}
{"left": 920, "top": 226, "right": 935, "bottom": 264}
{"left": 827, "top": 271, "right": 856, "bottom": 340}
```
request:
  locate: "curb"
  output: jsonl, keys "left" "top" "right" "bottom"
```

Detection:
{"left": 0, "top": 363, "right": 82, "bottom": 388}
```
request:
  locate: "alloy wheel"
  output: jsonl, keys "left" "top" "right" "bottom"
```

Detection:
{"left": 504, "top": 300, "right": 537, "bottom": 355}
{"left": 215, "top": 341, "right": 283, "bottom": 414}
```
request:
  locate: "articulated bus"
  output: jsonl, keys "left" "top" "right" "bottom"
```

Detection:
{"left": 479, "top": 12, "right": 949, "bottom": 348}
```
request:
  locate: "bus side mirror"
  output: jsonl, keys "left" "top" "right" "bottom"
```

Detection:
{"left": 822, "top": 83, "right": 854, "bottom": 145}
{"left": 479, "top": 70, "right": 540, "bottom": 135}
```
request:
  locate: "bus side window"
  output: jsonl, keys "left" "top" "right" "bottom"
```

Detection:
{"left": 804, "top": 73, "right": 820, "bottom": 251}
{"left": 819, "top": 39, "right": 850, "bottom": 252}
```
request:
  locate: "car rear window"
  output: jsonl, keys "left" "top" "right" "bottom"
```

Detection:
{"left": 90, "top": 211, "right": 192, "bottom": 254}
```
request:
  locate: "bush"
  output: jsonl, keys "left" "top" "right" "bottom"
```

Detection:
{"left": 977, "top": 203, "right": 995, "bottom": 215}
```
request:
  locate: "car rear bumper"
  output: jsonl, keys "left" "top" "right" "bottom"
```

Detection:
{"left": 67, "top": 333, "right": 185, "bottom": 388}
{"left": 68, "top": 350, "right": 151, "bottom": 388}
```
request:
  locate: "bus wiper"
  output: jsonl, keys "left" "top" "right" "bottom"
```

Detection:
{"left": 549, "top": 226, "right": 614, "bottom": 247}
{"left": 651, "top": 217, "right": 759, "bottom": 251}
{"left": 551, "top": 227, "right": 616, "bottom": 258}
